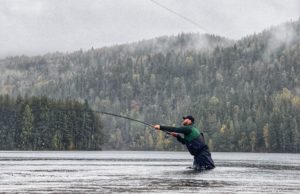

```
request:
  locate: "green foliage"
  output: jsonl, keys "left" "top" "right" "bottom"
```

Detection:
{"left": 0, "top": 95, "right": 103, "bottom": 150}
{"left": 21, "top": 104, "right": 34, "bottom": 149}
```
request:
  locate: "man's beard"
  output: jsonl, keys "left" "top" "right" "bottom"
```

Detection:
{"left": 183, "top": 122, "right": 192, "bottom": 126}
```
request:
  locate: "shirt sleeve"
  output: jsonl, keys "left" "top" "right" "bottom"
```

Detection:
{"left": 160, "top": 125, "right": 192, "bottom": 135}
{"left": 176, "top": 135, "right": 186, "bottom": 145}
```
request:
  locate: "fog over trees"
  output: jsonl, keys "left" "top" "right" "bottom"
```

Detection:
{"left": 0, "top": 20, "right": 300, "bottom": 152}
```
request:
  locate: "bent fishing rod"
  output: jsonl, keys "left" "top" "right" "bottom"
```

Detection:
{"left": 94, "top": 110, "right": 171, "bottom": 136}
{"left": 52, "top": 108, "right": 171, "bottom": 135}
{"left": 95, "top": 111, "right": 154, "bottom": 128}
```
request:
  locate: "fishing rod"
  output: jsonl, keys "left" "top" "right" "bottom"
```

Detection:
{"left": 94, "top": 111, "right": 154, "bottom": 128}
{"left": 94, "top": 110, "right": 172, "bottom": 136}
{"left": 51, "top": 108, "right": 171, "bottom": 136}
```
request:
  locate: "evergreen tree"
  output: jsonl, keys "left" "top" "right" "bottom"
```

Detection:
{"left": 21, "top": 104, "right": 34, "bottom": 149}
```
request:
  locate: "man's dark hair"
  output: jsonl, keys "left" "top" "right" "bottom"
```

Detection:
{"left": 183, "top": 115, "right": 194, "bottom": 123}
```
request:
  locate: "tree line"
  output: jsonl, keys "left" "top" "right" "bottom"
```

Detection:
{"left": 0, "top": 95, "right": 103, "bottom": 150}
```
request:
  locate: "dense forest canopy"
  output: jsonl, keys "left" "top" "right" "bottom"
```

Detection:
{"left": 0, "top": 20, "right": 300, "bottom": 152}
{"left": 0, "top": 95, "right": 103, "bottom": 150}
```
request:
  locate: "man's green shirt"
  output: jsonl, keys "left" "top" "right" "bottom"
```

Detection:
{"left": 160, "top": 124, "right": 201, "bottom": 142}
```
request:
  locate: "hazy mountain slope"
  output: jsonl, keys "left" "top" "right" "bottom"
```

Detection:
{"left": 0, "top": 33, "right": 232, "bottom": 96}
{"left": 0, "top": 20, "right": 300, "bottom": 152}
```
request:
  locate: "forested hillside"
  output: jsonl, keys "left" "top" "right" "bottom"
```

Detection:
{"left": 0, "top": 20, "right": 300, "bottom": 152}
{"left": 0, "top": 95, "right": 103, "bottom": 150}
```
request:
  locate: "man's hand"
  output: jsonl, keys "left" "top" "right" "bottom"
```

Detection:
{"left": 154, "top": 125, "right": 160, "bottom": 130}
{"left": 170, "top": 132, "right": 178, "bottom": 137}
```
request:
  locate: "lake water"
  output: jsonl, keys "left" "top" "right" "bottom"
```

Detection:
{"left": 0, "top": 151, "right": 299, "bottom": 193}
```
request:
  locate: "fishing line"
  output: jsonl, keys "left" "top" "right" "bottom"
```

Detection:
{"left": 149, "top": 0, "right": 207, "bottom": 33}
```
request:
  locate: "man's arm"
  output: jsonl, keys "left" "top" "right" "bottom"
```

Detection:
{"left": 159, "top": 125, "right": 192, "bottom": 135}
{"left": 176, "top": 134, "right": 186, "bottom": 144}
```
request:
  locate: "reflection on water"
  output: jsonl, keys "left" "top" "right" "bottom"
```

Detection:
{"left": 0, "top": 151, "right": 299, "bottom": 193}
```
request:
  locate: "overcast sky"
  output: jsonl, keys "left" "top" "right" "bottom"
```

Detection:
{"left": 1, "top": 0, "right": 300, "bottom": 58}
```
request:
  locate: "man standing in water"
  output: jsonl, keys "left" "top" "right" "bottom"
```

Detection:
{"left": 154, "top": 115, "right": 215, "bottom": 170}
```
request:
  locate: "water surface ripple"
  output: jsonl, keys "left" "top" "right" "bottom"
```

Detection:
{"left": 0, "top": 151, "right": 299, "bottom": 193}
